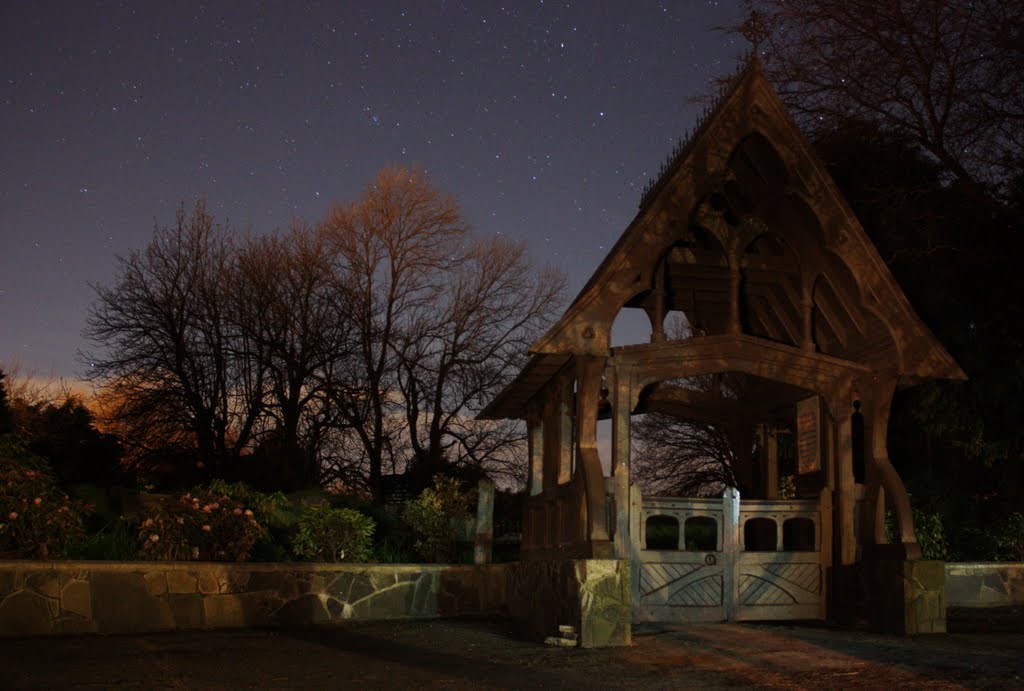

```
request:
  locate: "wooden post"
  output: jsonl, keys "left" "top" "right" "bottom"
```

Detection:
{"left": 765, "top": 425, "right": 779, "bottom": 499}
{"left": 575, "top": 355, "right": 611, "bottom": 552}
{"left": 610, "top": 364, "right": 633, "bottom": 558}
{"left": 473, "top": 479, "right": 495, "bottom": 564}
{"left": 722, "top": 486, "right": 740, "bottom": 621}
{"left": 629, "top": 483, "right": 643, "bottom": 619}
{"left": 527, "top": 416, "right": 543, "bottom": 497}
{"left": 865, "top": 379, "right": 920, "bottom": 557}
{"left": 801, "top": 282, "right": 815, "bottom": 352}
{"left": 833, "top": 383, "right": 857, "bottom": 566}
{"left": 728, "top": 261, "right": 742, "bottom": 335}
{"left": 558, "top": 375, "right": 574, "bottom": 484}
{"left": 731, "top": 422, "right": 755, "bottom": 497}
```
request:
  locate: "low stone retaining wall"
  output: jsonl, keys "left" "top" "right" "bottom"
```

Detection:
{"left": 945, "top": 563, "right": 1024, "bottom": 608}
{"left": 507, "top": 559, "right": 631, "bottom": 647}
{"left": 0, "top": 558, "right": 630, "bottom": 646}
{"left": 0, "top": 561, "right": 507, "bottom": 637}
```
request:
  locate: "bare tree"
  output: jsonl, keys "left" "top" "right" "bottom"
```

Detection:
{"left": 322, "top": 166, "right": 469, "bottom": 500}
{"left": 232, "top": 221, "right": 355, "bottom": 487}
{"left": 631, "top": 411, "right": 738, "bottom": 497}
{"left": 83, "top": 201, "right": 264, "bottom": 472}
{"left": 397, "top": 235, "right": 564, "bottom": 482}
{"left": 85, "top": 173, "right": 562, "bottom": 496}
{"left": 745, "top": 0, "right": 1024, "bottom": 192}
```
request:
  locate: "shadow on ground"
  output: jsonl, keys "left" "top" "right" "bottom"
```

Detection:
{"left": 2, "top": 618, "right": 1023, "bottom": 689}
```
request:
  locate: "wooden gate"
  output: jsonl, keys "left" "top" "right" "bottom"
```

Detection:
{"left": 630, "top": 487, "right": 829, "bottom": 623}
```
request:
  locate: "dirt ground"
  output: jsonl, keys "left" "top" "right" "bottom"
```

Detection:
{"left": 2, "top": 619, "right": 1023, "bottom": 689}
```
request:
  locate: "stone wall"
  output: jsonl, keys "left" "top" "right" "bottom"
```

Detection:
{"left": 506, "top": 559, "right": 630, "bottom": 647}
{"left": 945, "top": 563, "right": 1024, "bottom": 608}
{"left": 0, "top": 561, "right": 507, "bottom": 637}
{"left": 0, "top": 558, "right": 629, "bottom": 646}
{"left": 863, "top": 559, "right": 946, "bottom": 634}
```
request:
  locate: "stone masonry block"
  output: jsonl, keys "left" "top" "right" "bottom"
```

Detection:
{"left": 0, "top": 589, "right": 55, "bottom": 636}
{"left": 61, "top": 579, "right": 92, "bottom": 620}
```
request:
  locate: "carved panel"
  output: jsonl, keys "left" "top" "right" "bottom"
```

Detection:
{"left": 640, "top": 563, "right": 723, "bottom": 607}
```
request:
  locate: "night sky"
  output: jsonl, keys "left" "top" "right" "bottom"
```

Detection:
{"left": 1, "top": 1, "right": 742, "bottom": 383}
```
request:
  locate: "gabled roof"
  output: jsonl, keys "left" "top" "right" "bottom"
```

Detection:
{"left": 527, "top": 56, "right": 964, "bottom": 384}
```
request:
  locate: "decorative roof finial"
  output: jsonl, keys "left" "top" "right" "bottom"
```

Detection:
{"left": 738, "top": 9, "right": 770, "bottom": 57}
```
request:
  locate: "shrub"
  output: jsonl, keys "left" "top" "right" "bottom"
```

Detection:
{"left": 292, "top": 505, "right": 374, "bottom": 562}
{"left": 402, "top": 475, "right": 474, "bottom": 563}
{"left": 205, "top": 479, "right": 288, "bottom": 519}
{"left": 994, "top": 512, "right": 1024, "bottom": 562}
{"left": 136, "top": 487, "right": 264, "bottom": 561}
{"left": 0, "top": 436, "right": 87, "bottom": 558}
{"left": 885, "top": 507, "right": 950, "bottom": 561}
{"left": 66, "top": 518, "right": 136, "bottom": 560}
{"left": 912, "top": 509, "right": 950, "bottom": 561}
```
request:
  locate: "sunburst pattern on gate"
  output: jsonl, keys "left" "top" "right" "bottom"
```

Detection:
{"left": 738, "top": 562, "right": 820, "bottom": 606}
{"left": 640, "top": 563, "right": 723, "bottom": 606}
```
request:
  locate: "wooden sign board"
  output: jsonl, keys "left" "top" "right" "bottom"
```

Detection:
{"left": 796, "top": 396, "right": 821, "bottom": 474}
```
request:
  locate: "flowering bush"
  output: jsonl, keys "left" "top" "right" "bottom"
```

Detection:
{"left": 0, "top": 436, "right": 87, "bottom": 558}
{"left": 292, "top": 505, "right": 374, "bottom": 562}
{"left": 136, "top": 487, "right": 264, "bottom": 561}
{"left": 402, "top": 475, "right": 474, "bottom": 563}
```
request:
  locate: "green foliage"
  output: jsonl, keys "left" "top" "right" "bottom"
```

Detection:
{"left": 778, "top": 475, "right": 796, "bottom": 500}
{"left": 993, "top": 513, "right": 1024, "bottom": 562}
{"left": 66, "top": 518, "right": 136, "bottom": 560}
{"left": 371, "top": 534, "right": 414, "bottom": 563}
{"left": 202, "top": 479, "right": 298, "bottom": 561}
{"left": 885, "top": 508, "right": 950, "bottom": 561}
{"left": 645, "top": 516, "right": 679, "bottom": 550}
{"left": 205, "top": 479, "right": 287, "bottom": 520}
{"left": 912, "top": 510, "right": 950, "bottom": 562}
{"left": 0, "top": 436, "right": 88, "bottom": 558}
{"left": 402, "top": 475, "right": 473, "bottom": 563}
{"left": 292, "top": 505, "right": 374, "bottom": 563}
{"left": 136, "top": 487, "right": 264, "bottom": 561}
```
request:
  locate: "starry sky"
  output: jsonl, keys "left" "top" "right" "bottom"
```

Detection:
{"left": 1, "top": 1, "right": 743, "bottom": 382}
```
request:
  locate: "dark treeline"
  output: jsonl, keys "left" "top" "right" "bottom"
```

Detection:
{"left": 755, "top": 0, "right": 1024, "bottom": 559}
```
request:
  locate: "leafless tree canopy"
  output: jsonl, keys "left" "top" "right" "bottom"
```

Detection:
{"left": 84, "top": 202, "right": 255, "bottom": 473}
{"left": 322, "top": 168, "right": 563, "bottom": 497}
{"left": 631, "top": 411, "right": 738, "bottom": 497}
{"left": 83, "top": 168, "right": 564, "bottom": 496}
{"left": 630, "top": 324, "right": 749, "bottom": 497}
{"left": 746, "top": 0, "right": 1024, "bottom": 191}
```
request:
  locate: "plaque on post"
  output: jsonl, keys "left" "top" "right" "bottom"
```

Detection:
{"left": 796, "top": 396, "right": 821, "bottom": 474}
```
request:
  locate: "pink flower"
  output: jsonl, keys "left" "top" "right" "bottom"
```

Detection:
{"left": 33, "top": 497, "right": 42, "bottom": 505}
{"left": 8, "top": 511, "right": 18, "bottom": 520}
{"left": 201, "top": 524, "right": 211, "bottom": 532}
{"left": 202, "top": 505, "right": 212, "bottom": 513}
{"left": 142, "top": 518, "right": 154, "bottom": 528}
{"left": 24, "top": 471, "right": 36, "bottom": 478}
{"left": 176, "top": 517, "right": 185, "bottom": 525}
{"left": 149, "top": 534, "right": 159, "bottom": 543}
{"left": 233, "top": 508, "right": 242, "bottom": 515}
{"left": 243, "top": 509, "right": 253, "bottom": 517}
{"left": 210, "top": 503, "right": 219, "bottom": 511}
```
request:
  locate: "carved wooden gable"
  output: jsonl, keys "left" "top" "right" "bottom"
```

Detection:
{"left": 531, "top": 58, "right": 963, "bottom": 385}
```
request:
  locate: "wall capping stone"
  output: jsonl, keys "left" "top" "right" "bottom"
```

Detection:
{"left": 0, "top": 559, "right": 630, "bottom": 646}
{"left": 945, "top": 562, "right": 1024, "bottom": 609}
